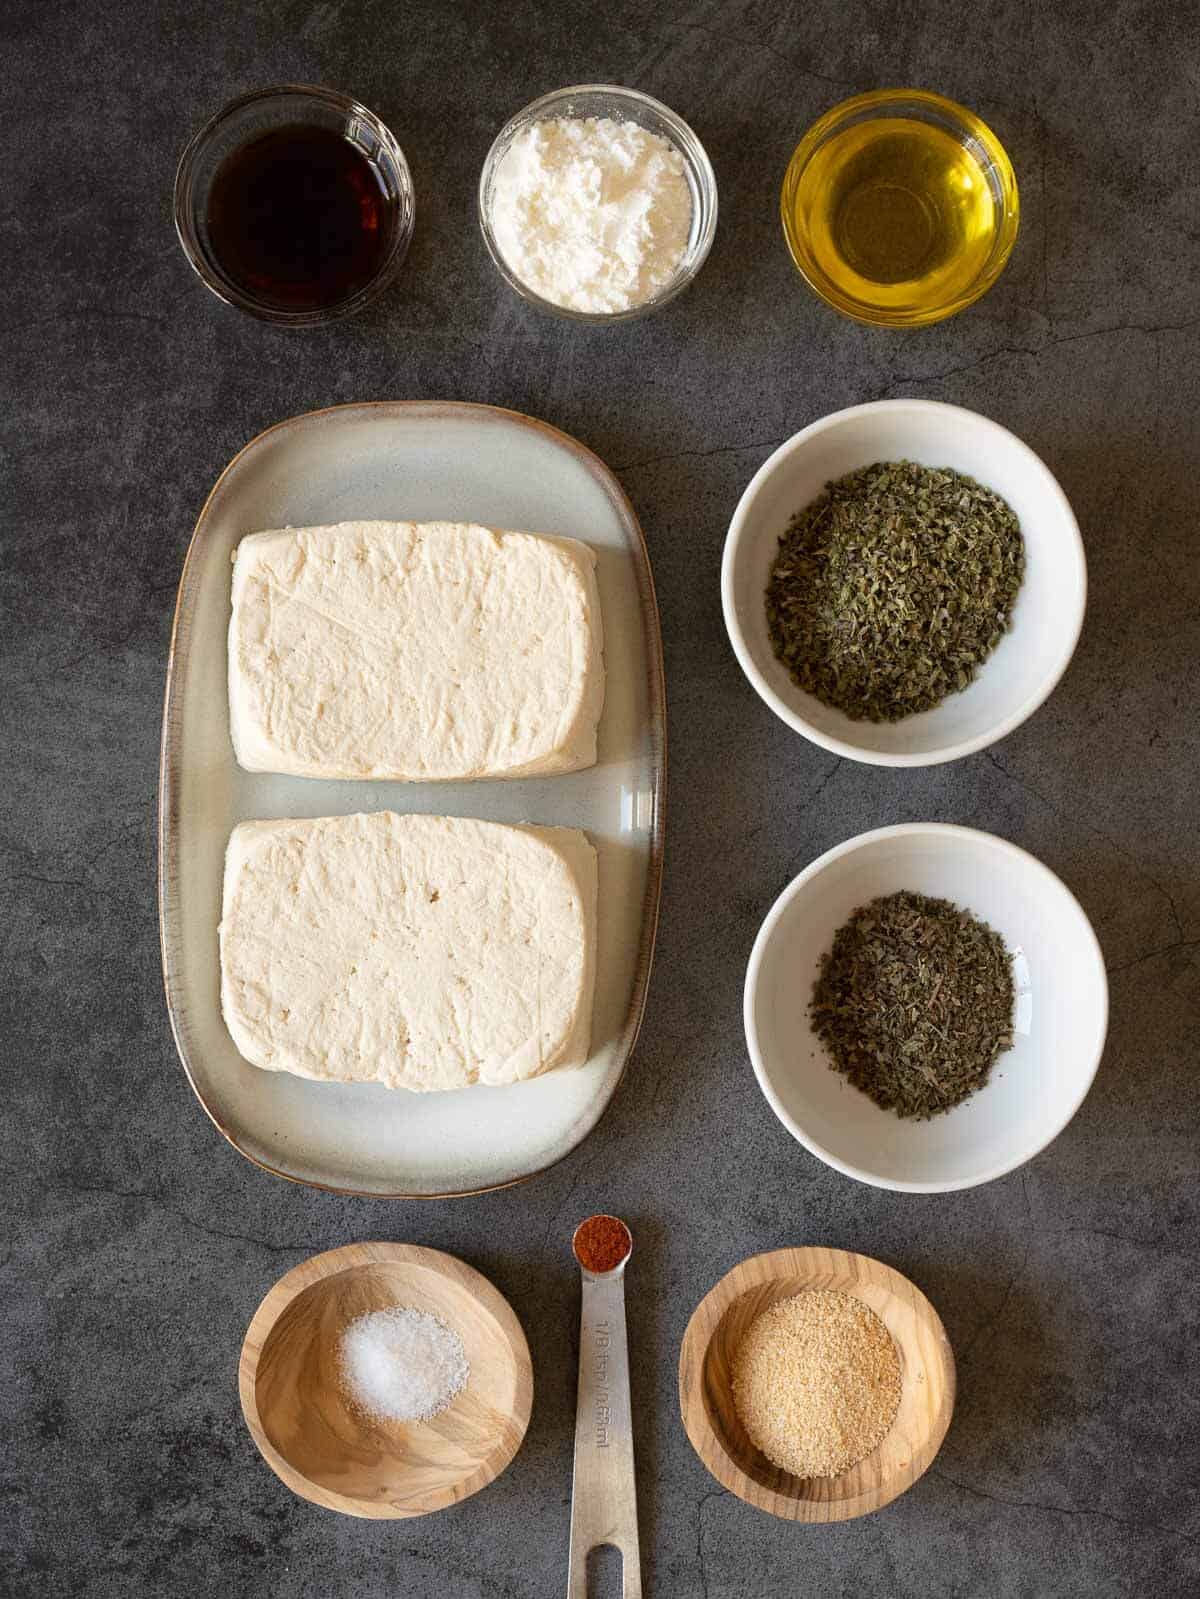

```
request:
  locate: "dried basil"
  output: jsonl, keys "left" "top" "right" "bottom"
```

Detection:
{"left": 766, "top": 461, "right": 1024, "bottom": 722}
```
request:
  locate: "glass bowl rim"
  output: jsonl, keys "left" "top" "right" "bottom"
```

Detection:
{"left": 779, "top": 86, "right": 1020, "bottom": 329}
{"left": 173, "top": 81, "right": 416, "bottom": 327}
{"left": 477, "top": 81, "right": 718, "bottom": 325}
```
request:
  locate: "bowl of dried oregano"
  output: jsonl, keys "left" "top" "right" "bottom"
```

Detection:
{"left": 721, "top": 399, "right": 1086, "bottom": 766}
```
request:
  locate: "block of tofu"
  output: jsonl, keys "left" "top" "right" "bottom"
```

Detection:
{"left": 228, "top": 520, "right": 605, "bottom": 780}
{"left": 219, "top": 811, "right": 597, "bottom": 1093}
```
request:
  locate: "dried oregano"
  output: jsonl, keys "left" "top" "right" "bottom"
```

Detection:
{"left": 810, "top": 891, "right": 1015, "bottom": 1120}
{"left": 765, "top": 461, "right": 1025, "bottom": 722}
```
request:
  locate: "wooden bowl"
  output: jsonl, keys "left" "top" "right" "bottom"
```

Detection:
{"left": 678, "top": 1247, "right": 954, "bottom": 1521}
{"left": 239, "top": 1242, "right": 533, "bottom": 1518}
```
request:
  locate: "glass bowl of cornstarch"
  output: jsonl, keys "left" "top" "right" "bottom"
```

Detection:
{"left": 479, "top": 83, "right": 718, "bottom": 322}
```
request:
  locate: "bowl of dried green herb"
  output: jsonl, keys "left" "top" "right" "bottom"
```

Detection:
{"left": 744, "top": 824, "right": 1108, "bottom": 1191}
{"left": 722, "top": 400, "right": 1086, "bottom": 765}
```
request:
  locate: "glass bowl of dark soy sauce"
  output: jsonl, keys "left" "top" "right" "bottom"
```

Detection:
{"left": 175, "top": 84, "right": 415, "bottom": 325}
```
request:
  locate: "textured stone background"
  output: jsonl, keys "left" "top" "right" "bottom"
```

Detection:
{"left": 3, "top": 1, "right": 1199, "bottom": 1594}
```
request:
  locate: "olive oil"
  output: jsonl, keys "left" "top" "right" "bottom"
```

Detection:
{"left": 788, "top": 117, "right": 999, "bottom": 319}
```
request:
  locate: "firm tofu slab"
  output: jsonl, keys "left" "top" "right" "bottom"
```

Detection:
{"left": 219, "top": 812, "right": 597, "bottom": 1093}
{"left": 228, "top": 520, "right": 605, "bottom": 780}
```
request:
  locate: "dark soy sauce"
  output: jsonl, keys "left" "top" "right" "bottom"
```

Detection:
{"left": 206, "top": 125, "right": 393, "bottom": 312}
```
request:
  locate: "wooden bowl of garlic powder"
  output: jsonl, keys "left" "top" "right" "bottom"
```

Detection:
{"left": 678, "top": 1246, "right": 955, "bottom": 1521}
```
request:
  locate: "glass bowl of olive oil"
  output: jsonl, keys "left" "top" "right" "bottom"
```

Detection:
{"left": 781, "top": 89, "right": 1018, "bottom": 327}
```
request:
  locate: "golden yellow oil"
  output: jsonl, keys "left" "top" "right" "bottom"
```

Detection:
{"left": 789, "top": 118, "right": 997, "bottom": 315}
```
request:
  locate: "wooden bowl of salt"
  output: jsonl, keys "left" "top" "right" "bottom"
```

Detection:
{"left": 678, "top": 1246, "right": 954, "bottom": 1521}
{"left": 239, "top": 1242, "right": 532, "bottom": 1518}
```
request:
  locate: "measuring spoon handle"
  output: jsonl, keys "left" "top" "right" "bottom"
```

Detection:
{"left": 567, "top": 1270, "right": 641, "bottom": 1599}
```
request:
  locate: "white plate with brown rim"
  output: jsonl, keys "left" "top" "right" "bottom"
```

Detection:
{"left": 158, "top": 401, "right": 665, "bottom": 1197}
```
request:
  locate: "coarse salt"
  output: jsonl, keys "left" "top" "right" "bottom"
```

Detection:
{"left": 338, "top": 1306, "right": 469, "bottom": 1423}
{"left": 489, "top": 115, "right": 693, "bottom": 313}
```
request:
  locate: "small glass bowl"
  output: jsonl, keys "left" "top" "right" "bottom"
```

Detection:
{"left": 781, "top": 88, "right": 1019, "bottom": 328}
{"left": 478, "top": 84, "right": 718, "bottom": 324}
{"left": 174, "top": 84, "right": 416, "bottom": 326}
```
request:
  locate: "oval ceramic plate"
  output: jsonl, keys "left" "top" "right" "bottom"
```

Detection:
{"left": 158, "top": 402, "right": 665, "bottom": 1196}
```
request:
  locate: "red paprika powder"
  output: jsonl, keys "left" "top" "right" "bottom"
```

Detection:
{"left": 572, "top": 1214, "right": 632, "bottom": 1274}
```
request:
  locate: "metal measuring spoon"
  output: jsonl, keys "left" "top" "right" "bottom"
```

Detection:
{"left": 568, "top": 1215, "right": 640, "bottom": 1599}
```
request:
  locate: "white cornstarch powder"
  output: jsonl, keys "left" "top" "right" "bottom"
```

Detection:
{"left": 489, "top": 116, "right": 693, "bottom": 313}
{"left": 338, "top": 1307, "right": 469, "bottom": 1423}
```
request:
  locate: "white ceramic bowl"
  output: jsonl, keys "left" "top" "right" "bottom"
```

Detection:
{"left": 745, "top": 825, "right": 1108, "bottom": 1192}
{"left": 722, "top": 400, "right": 1086, "bottom": 765}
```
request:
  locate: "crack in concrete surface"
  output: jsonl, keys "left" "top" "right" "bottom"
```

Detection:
{"left": 984, "top": 751, "right": 1187, "bottom": 945}
{"left": 882, "top": 317, "right": 1200, "bottom": 397}
{"left": 931, "top": 1466, "right": 1199, "bottom": 1546}
{"left": 958, "top": 1177, "right": 1032, "bottom": 1367}
{"left": 1051, "top": 1225, "right": 1195, "bottom": 1260}
{"left": 8, "top": 1171, "right": 319, "bottom": 1258}
{"left": 1106, "top": 937, "right": 1199, "bottom": 976}
{"left": 537, "top": 1138, "right": 612, "bottom": 1262}
{"left": 612, "top": 434, "right": 792, "bottom": 475}
{"left": 803, "top": 755, "right": 843, "bottom": 809}
{"left": 613, "top": 319, "right": 1200, "bottom": 479}
{"left": 695, "top": 1488, "right": 727, "bottom": 1599}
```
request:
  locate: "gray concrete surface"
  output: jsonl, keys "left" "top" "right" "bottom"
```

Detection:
{"left": 3, "top": 1, "right": 1199, "bottom": 1594}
